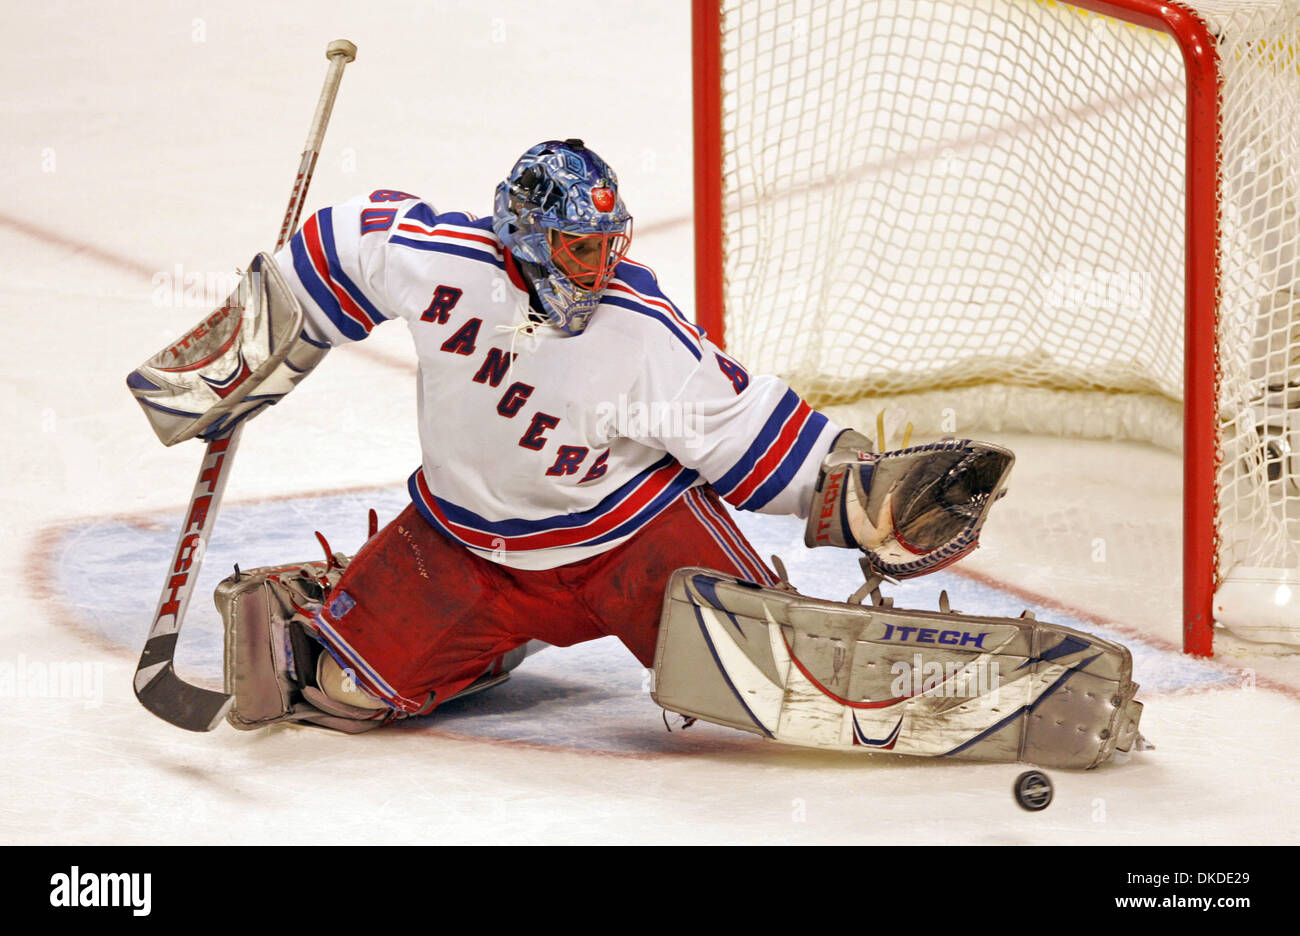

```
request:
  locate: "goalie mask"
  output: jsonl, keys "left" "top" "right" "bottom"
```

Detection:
{"left": 492, "top": 139, "right": 633, "bottom": 334}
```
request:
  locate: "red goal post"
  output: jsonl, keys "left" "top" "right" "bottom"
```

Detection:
{"left": 692, "top": 0, "right": 1300, "bottom": 656}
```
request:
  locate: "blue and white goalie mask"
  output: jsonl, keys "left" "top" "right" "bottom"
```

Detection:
{"left": 492, "top": 139, "right": 633, "bottom": 334}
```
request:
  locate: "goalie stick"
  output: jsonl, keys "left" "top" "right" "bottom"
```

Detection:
{"left": 133, "top": 39, "right": 358, "bottom": 731}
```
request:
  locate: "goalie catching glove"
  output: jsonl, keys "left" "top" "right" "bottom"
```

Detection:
{"left": 126, "top": 252, "right": 328, "bottom": 445}
{"left": 806, "top": 429, "right": 1014, "bottom": 578}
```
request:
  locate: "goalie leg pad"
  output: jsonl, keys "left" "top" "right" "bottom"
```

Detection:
{"left": 218, "top": 556, "right": 393, "bottom": 733}
{"left": 217, "top": 553, "right": 543, "bottom": 732}
{"left": 652, "top": 569, "right": 1145, "bottom": 769}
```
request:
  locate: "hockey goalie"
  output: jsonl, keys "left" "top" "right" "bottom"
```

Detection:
{"left": 128, "top": 139, "right": 1145, "bottom": 768}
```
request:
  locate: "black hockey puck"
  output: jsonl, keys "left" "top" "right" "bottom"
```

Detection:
{"left": 1013, "top": 770, "right": 1053, "bottom": 811}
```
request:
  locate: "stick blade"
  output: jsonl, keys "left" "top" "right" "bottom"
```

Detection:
{"left": 135, "top": 664, "right": 233, "bottom": 732}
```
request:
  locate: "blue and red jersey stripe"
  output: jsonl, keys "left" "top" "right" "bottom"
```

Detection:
{"left": 408, "top": 455, "right": 701, "bottom": 553}
{"left": 713, "top": 389, "right": 830, "bottom": 511}
{"left": 604, "top": 261, "right": 704, "bottom": 360}
{"left": 388, "top": 208, "right": 504, "bottom": 268}
{"left": 681, "top": 487, "right": 777, "bottom": 586}
{"left": 290, "top": 208, "right": 389, "bottom": 341}
{"left": 311, "top": 612, "right": 425, "bottom": 714}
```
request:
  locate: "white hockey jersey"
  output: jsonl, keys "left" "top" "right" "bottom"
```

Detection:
{"left": 274, "top": 190, "right": 842, "bottom": 570}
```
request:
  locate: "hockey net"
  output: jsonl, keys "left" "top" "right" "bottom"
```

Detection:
{"left": 693, "top": 0, "right": 1300, "bottom": 654}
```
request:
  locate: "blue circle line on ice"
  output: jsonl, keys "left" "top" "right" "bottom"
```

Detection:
{"left": 37, "top": 482, "right": 1238, "bottom": 755}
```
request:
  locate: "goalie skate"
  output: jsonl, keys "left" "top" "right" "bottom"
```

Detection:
{"left": 652, "top": 568, "right": 1145, "bottom": 769}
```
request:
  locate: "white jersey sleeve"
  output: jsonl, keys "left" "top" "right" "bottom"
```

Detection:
{"left": 273, "top": 189, "right": 474, "bottom": 346}
{"left": 669, "top": 354, "right": 840, "bottom": 518}
{"left": 610, "top": 262, "right": 842, "bottom": 519}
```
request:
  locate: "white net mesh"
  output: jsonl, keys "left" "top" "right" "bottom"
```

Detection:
{"left": 716, "top": 0, "right": 1300, "bottom": 579}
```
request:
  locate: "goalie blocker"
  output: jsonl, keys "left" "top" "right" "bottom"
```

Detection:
{"left": 652, "top": 568, "right": 1145, "bottom": 768}
{"left": 126, "top": 252, "right": 329, "bottom": 445}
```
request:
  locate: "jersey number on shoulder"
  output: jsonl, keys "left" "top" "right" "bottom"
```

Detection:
{"left": 715, "top": 353, "right": 749, "bottom": 394}
{"left": 361, "top": 190, "right": 419, "bottom": 234}
{"left": 360, "top": 208, "right": 397, "bottom": 235}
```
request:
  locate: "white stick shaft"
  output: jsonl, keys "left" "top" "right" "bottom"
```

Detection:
{"left": 276, "top": 44, "right": 356, "bottom": 250}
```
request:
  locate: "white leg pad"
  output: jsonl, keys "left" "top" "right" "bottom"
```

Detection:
{"left": 652, "top": 568, "right": 1145, "bottom": 769}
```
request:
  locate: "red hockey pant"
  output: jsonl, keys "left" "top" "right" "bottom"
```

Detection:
{"left": 312, "top": 485, "right": 777, "bottom": 714}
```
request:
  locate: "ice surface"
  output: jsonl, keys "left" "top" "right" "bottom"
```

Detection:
{"left": 3, "top": 0, "right": 1299, "bottom": 845}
